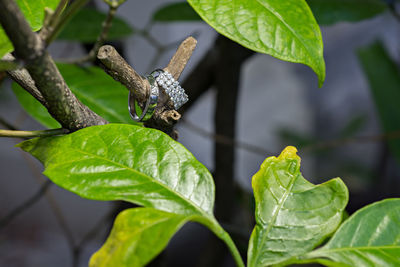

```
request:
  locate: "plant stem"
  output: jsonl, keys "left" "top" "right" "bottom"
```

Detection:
{"left": 0, "top": 128, "right": 68, "bottom": 138}
{"left": 39, "top": 0, "right": 69, "bottom": 42}
{"left": 45, "top": 0, "right": 89, "bottom": 44}
{"left": 210, "top": 220, "right": 245, "bottom": 267}
{"left": 221, "top": 230, "right": 245, "bottom": 267}
{"left": 65, "top": 2, "right": 120, "bottom": 64}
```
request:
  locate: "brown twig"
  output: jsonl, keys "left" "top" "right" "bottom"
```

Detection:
{"left": 0, "top": 0, "right": 107, "bottom": 131}
{"left": 165, "top": 36, "right": 197, "bottom": 80}
{"left": 145, "top": 32, "right": 200, "bottom": 74}
{"left": 3, "top": 53, "right": 47, "bottom": 106}
{"left": 97, "top": 45, "right": 148, "bottom": 102}
{"left": 180, "top": 35, "right": 254, "bottom": 115}
{"left": 97, "top": 36, "right": 197, "bottom": 137}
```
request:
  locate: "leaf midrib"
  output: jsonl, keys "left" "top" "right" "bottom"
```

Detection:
{"left": 190, "top": 0, "right": 321, "bottom": 67}
{"left": 316, "top": 245, "right": 400, "bottom": 254}
{"left": 252, "top": 166, "right": 299, "bottom": 265}
{"left": 51, "top": 146, "right": 212, "bottom": 220}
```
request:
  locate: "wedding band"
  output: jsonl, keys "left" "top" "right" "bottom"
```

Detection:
{"left": 152, "top": 69, "right": 188, "bottom": 110}
{"left": 128, "top": 74, "right": 159, "bottom": 122}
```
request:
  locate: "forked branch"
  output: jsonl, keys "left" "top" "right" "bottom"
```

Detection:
{"left": 0, "top": 0, "right": 106, "bottom": 131}
{"left": 97, "top": 36, "right": 197, "bottom": 137}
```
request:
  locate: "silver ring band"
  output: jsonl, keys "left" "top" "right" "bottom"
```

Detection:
{"left": 153, "top": 69, "right": 188, "bottom": 110}
{"left": 128, "top": 74, "right": 159, "bottom": 122}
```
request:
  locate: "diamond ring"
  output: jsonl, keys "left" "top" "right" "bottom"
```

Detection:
{"left": 152, "top": 69, "right": 188, "bottom": 110}
{"left": 128, "top": 74, "right": 159, "bottom": 122}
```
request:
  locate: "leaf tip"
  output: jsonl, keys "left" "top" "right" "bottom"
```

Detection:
{"left": 15, "top": 139, "right": 34, "bottom": 152}
{"left": 278, "top": 146, "right": 300, "bottom": 161}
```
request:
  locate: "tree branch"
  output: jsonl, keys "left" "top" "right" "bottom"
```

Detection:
{"left": 97, "top": 45, "right": 148, "bottom": 102}
{"left": 97, "top": 36, "right": 197, "bottom": 137}
{"left": 0, "top": 0, "right": 107, "bottom": 131}
{"left": 3, "top": 53, "right": 47, "bottom": 106}
{"left": 180, "top": 35, "right": 254, "bottom": 115}
{"left": 165, "top": 36, "right": 197, "bottom": 80}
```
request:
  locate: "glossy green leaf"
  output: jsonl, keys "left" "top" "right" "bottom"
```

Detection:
{"left": 13, "top": 64, "right": 136, "bottom": 128}
{"left": 19, "top": 124, "right": 244, "bottom": 266}
{"left": 306, "top": 0, "right": 387, "bottom": 25}
{"left": 187, "top": 0, "right": 326, "bottom": 86}
{"left": 358, "top": 42, "right": 400, "bottom": 164}
{"left": 57, "top": 8, "right": 133, "bottom": 43}
{"left": 152, "top": 2, "right": 200, "bottom": 22}
{"left": 0, "top": 0, "right": 60, "bottom": 58}
{"left": 18, "top": 124, "right": 215, "bottom": 218}
{"left": 247, "top": 146, "right": 348, "bottom": 267}
{"left": 305, "top": 199, "right": 400, "bottom": 266}
{"left": 90, "top": 207, "right": 194, "bottom": 267}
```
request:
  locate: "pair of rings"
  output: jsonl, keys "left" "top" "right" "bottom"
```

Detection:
{"left": 129, "top": 69, "right": 188, "bottom": 122}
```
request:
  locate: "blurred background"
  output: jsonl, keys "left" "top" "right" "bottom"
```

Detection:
{"left": 0, "top": 0, "right": 399, "bottom": 266}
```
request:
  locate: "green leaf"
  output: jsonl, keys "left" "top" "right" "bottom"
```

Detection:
{"left": 18, "top": 124, "right": 215, "bottom": 217}
{"left": 57, "top": 8, "right": 133, "bottom": 43}
{"left": 187, "top": 0, "right": 326, "bottom": 86}
{"left": 247, "top": 146, "right": 348, "bottom": 267}
{"left": 19, "top": 124, "right": 245, "bottom": 266}
{"left": 305, "top": 199, "right": 400, "bottom": 266}
{"left": 12, "top": 64, "right": 137, "bottom": 128}
{"left": 306, "top": 0, "right": 387, "bottom": 25}
{"left": 90, "top": 207, "right": 193, "bottom": 267}
{"left": 0, "top": 0, "right": 60, "bottom": 58}
{"left": 152, "top": 2, "right": 201, "bottom": 22}
{"left": 358, "top": 42, "right": 400, "bottom": 164}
